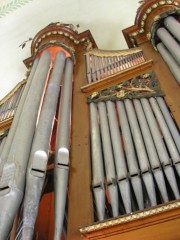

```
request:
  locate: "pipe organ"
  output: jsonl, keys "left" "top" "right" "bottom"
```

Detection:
{"left": 0, "top": 1, "right": 179, "bottom": 239}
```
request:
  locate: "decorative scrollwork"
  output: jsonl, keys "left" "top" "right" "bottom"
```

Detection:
{"left": 87, "top": 71, "right": 164, "bottom": 103}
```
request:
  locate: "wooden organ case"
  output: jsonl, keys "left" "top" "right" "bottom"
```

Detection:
{"left": 0, "top": 0, "right": 179, "bottom": 240}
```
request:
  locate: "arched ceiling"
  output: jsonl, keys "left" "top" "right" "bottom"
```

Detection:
{"left": 0, "top": 0, "right": 140, "bottom": 100}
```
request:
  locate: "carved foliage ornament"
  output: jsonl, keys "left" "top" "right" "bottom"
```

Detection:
{"left": 87, "top": 71, "right": 164, "bottom": 103}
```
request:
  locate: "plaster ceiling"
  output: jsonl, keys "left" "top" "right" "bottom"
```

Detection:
{"left": 0, "top": 0, "right": 140, "bottom": 100}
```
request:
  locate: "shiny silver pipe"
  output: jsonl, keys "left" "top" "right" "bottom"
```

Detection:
{"left": 0, "top": 51, "right": 51, "bottom": 240}
{"left": 156, "top": 27, "right": 180, "bottom": 65}
{"left": 54, "top": 58, "right": 73, "bottom": 240}
{"left": 157, "top": 42, "right": 180, "bottom": 84}
{"left": 149, "top": 97, "right": 180, "bottom": 163}
{"left": 106, "top": 101, "right": 130, "bottom": 213}
{"left": 85, "top": 54, "right": 91, "bottom": 84}
{"left": 157, "top": 97, "right": 180, "bottom": 153}
{"left": 98, "top": 102, "right": 119, "bottom": 217}
{"left": 90, "top": 102, "right": 105, "bottom": 221}
{"left": 104, "top": 57, "right": 108, "bottom": 77}
{"left": 164, "top": 16, "right": 180, "bottom": 42}
{"left": 99, "top": 57, "right": 104, "bottom": 79}
{"left": 95, "top": 56, "right": 101, "bottom": 81}
{"left": 117, "top": 101, "right": 143, "bottom": 210}
{"left": 0, "top": 58, "right": 39, "bottom": 178}
{"left": 22, "top": 51, "right": 66, "bottom": 240}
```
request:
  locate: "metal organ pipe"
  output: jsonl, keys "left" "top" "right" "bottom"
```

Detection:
{"left": 97, "top": 101, "right": 119, "bottom": 217}
{"left": 156, "top": 27, "right": 180, "bottom": 65}
{"left": 133, "top": 99, "right": 168, "bottom": 202}
{"left": 156, "top": 97, "right": 180, "bottom": 153}
{"left": 0, "top": 50, "right": 51, "bottom": 240}
{"left": 164, "top": 16, "right": 180, "bottom": 42}
{"left": 116, "top": 101, "right": 143, "bottom": 211}
{"left": 22, "top": 51, "right": 66, "bottom": 240}
{"left": 90, "top": 102, "right": 105, "bottom": 221}
{"left": 0, "top": 58, "right": 39, "bottom": 178}
{"left": 124, "top": 99, "right": 156, "bottom": 207}
{"left": 54, "top": 58, "right": 73, "bottom": 240}
{"left": 106, "top": 101, "right": 130, "bottom": 213}
{"left": 156, "top": 43, "right": 180, "bottom": 84}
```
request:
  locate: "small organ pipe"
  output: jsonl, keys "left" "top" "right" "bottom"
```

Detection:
{"left": 22, "top": 51, "right": 66, "bottom": 240}
{"left": 117, "top": 101, "right": 143, "bottom": 210}
{"left": 149, "top": 97, "right": 180, "bottom": 163}
{"left": 106, "top": 101, "right": 127, "bottom": 179}
{"left": 124, "top": 99, "right": 149, "bottom": 172}
{"left": 133, "top": 99, "right": 160, "bottom": 168}
{"left": 156, "top": 27, "right": 180, "bottom": 65}
{"left": 116, "top": 101, "right": 139, "bottom": 175}
{"left": 98, "top": 102, "right": 119, "bottom": 217}
{"left": 164, "top": 16, "right": 180, "bottom": 42}
{"left": 90, "top": 102, "right": 105, "bottom": 221}
{"left": 0, "top": 51, "right": 51, "bottom": 240}
{"left": 157, "top": 42, "right": 180, "bottom": 84}
{"left": 85, "top": 54, "right": 91, "bottom": 84}
{"left": 157, "top": 97, "right": 180, "bottom": 153}
{"left": 91, "top": 55, "right": 96, "bottom": 82}
{"left": 0, "top": 137, "right": 7, "bottom": 154}
{"left": 0, "top": 58, "right": 39, "bottom": 177}
{"left": 141, "top": 98, "right": 170, "bottom": 165}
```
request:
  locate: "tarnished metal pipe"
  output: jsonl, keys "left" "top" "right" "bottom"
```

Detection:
{"left": 164, "top": 16, "right": 180, "bottom": 42}
{"left": 90, "top": 102, "right": 105, "bottom": 221}
{"left": 0, "top": 51, "right": 51, "bottom": 240}
{"left": 22, "top": 51, "right": 66, "bottom": 240}
{"left": 157, "top": 97, "right": 180, "bottom": 153}
{"left": 149, "top": 97, "right": 180, "bottom": 163}
{"left": 0, "top": 58, "right": 39, "bottom": 177}
{"left": 54, "top": 58, "right": 73, "bottom": 240}
{"left": 98, "top": 101, "right": 119, "bottom": 217}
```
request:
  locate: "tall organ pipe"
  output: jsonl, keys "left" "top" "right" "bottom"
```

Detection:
{"left": 98, "top": 101, "right": 119, "bottom": 217}
{"left": 0, "top": 58, "right": 39, "bottom": 177}
{"left": 124, "top": 99, "right": 156, "bottom": 207}
{"left": 157, "top": 43, "right": 180, "bottom": 84}
{"left": 106, "top": 101, "right": 130, "bottom": 213}
{"left": 133, "top": 99, "right": 168, "bottom": 202}
{"left": 22, "top": 51, "right": 66, "bottom": 240}
{"left": 117, "top": 101, "right": 143, "bottom": 210}
{"left": 90, "top": 102, "right": 105, "bottom": 221}
{"left": 0, "top": 51, "right": 51, "bottom": 240}
{"left": 156, "top": 28, "right": 180, "bottom": 65}
{"left": 157, "top": 97, "right": 180, "bottom": 153}
{"left": 164, "top": 16, "right": 180, "bottom": 42}
{"left": 54, "top": 58, "right": 73, "bottom": 240}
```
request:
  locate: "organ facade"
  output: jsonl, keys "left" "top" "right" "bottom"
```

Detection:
{"left": 0, "top": 0, "right": 179, "bottom": 239}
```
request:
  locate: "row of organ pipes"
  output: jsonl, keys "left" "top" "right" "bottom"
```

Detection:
{"left": 85, "top": 49, "right": 145, "bottom": 84}
{"left": 156, "top": 15, "right": 180, "bottom": 84}
{"left": 0, "top": 49, "right": 73, "bottom": 240}
{"left": 90, "top": 97, "right": 180, "bottom": 220}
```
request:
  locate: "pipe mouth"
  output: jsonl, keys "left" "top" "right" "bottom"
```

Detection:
{"left": 0, "top": 186, "right": 10, "bottom": 196}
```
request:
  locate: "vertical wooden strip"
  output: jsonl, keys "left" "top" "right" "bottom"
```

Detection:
{"left": 67, "top": 53, "right": 93, "bottom": 240}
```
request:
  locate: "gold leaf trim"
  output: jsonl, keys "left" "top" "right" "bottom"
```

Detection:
{"left": 80, "top": 201, "right": 180, "bottom": 234}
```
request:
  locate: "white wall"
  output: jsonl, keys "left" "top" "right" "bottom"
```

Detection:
{"left": 0, "top": 0, "right": 139, "bottom": 100}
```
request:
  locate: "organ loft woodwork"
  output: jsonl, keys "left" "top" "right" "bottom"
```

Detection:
{"left": 0, "top": 0, "right": 179, "bottom": 239}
